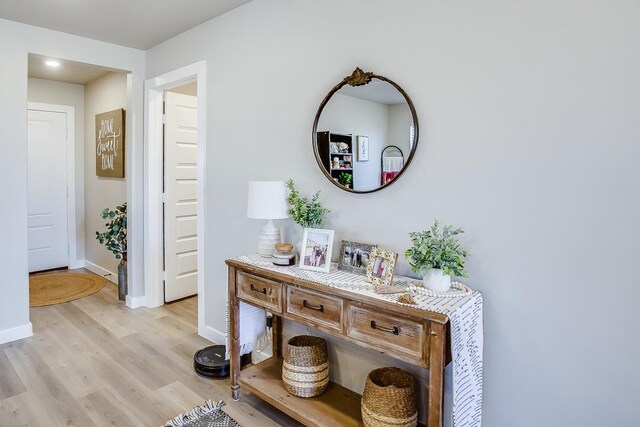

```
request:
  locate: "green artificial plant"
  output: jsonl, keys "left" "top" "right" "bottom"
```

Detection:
{"left": 337, "top": 172, "right": 353, "bottom": 187}
{"left": 405, "top": 220, "right": 469, "bottom": 277}
{"left": 285, "top": 179, "right": 330, "bottom": 228}
{"left": 96, "top": 202, "right": 127, "bottom": 264}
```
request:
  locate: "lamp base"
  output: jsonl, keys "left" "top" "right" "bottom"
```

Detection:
{"left": 258, "top": 219, "right": 280, "bottom": 257}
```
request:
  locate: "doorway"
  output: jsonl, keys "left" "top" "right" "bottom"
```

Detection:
{"left": 145, "top": 61, "right": 207, "bottom": 337}
{"left": 27, "top": 103, "right": 77, "bottom": 272}
{"left": 164, "top": 82, "right": 198, "bottom": 302}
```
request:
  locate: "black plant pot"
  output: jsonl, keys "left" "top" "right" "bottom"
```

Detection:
{"left": 118, "top": 260, "right": 127, "bottom": 301}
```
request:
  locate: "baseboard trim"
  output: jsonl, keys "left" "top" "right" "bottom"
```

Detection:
{"left": 84, "top": 260, "right": 118, "bottom": 285}
{"left": 199, "top": 325, "right": 225, "bottom": 345}
{"left": 0, "top": 322, "right": 33, "bottom": 345}
{"left": 126, "top": 295, "right": 146, "bottom": 309}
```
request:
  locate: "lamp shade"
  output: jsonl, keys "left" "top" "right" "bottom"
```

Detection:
{"left": 247, "top": 181, "right": 288, "bottom": 220}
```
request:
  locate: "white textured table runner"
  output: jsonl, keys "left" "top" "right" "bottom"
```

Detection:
{"left": 234, "top": 255, "right": 483, "bottom": 427}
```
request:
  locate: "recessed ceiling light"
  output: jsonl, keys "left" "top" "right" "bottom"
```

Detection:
{"left": 45, "top": 60, "right": 61, "bottom": 68}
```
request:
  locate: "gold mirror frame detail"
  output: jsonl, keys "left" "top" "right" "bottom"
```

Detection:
{"left": 312, "top": 68, "right": 419, "bottom": 194}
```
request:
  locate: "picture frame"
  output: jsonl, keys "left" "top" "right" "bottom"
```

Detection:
{"left": 95, "top": 108, "right": 125, "bottom": 177}
{"left": 299, "top": 228, "right": 335, "bottom": 273}
{"left": 366, "top": 247, "right": 398, "bottom": 287}
{"left": 338, "top": 240, "right": 377, "bottom": 275}
{"left": 356, "top": 135, "right": 369, "bottom": 162}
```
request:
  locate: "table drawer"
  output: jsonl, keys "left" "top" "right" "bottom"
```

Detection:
{"left": 286, "top": 287, "right": 343, "bottom": 332}
{"left": 347, "top": 302, "right": 427, "bottom": 364}
{"left": 236, "top": 271, "right": 283, "bottom": 313}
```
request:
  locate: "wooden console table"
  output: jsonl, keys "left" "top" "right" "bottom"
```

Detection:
{"left": 227, "top": 258, "right": 452, "bottom": 427}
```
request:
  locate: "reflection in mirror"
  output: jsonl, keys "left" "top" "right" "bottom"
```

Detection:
{"left": 313, "top": 69, "right": 418, "bottom": 193}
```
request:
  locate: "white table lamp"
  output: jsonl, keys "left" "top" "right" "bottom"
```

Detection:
{"left": 247, "top": 181, "right": 288, "bottom": 257}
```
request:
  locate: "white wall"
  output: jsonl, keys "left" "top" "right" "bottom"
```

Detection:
{"left": 387, "top": 102, "right": 412, "bottom": 158}
{"left": 318, "top": 93, "right": 388, "bottom": 190}
{"left": 27, "top": 78, "right": 86, "bottom": 262}
{"left": 84, "top": 72, "right": 128, "bottom": 275}
{"left": 146, "top": 1, "right": 640, "bottom": 425}
{"left": 0, "top": 18, "right": 145, "bottom": 341}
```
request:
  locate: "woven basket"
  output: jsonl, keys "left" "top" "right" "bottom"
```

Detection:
{"left": 361, "top": 367, "right": 418, "bottom": 427}
{"left": 282, "top": 335, "right": 329, "bottom": 398}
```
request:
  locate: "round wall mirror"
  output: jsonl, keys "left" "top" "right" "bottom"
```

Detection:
{"left": 313, "top": 68, "right": 419, "bottom": 193}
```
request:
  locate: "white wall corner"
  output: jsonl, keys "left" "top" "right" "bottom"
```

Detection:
{"left": 125, "top": 294, "right": 147, "bottom": 309}
{"left": 0, "top": 322, "right": 33, "bottom": 345}
{"left": 200, "top": 325, "right": 225, "bottom": 346}
{"left": 83, "top": 260, "right": 118, "bottom": 284}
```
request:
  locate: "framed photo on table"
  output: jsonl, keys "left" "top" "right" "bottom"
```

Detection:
{"left": 366, "top": 247, "right": 398, "bottom": 286}
{"left": 338, "top": 240, "right": 377, "bottom": 275}
{"left": 299, "top": 228, "right": 335, "bottom": 273}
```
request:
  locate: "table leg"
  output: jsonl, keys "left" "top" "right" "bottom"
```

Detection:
{"left": 228, "top": 266, "right": 240, "bottom": 401}
{"left": 428, "top": 322, "right": 446, "bottom": 427}
{"left": 271, "top": 314, "right": 282, "bottom": 358}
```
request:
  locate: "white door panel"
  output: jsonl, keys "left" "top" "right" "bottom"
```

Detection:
{"left": 164, "top": 92, "right": 198, "bottom": 302}
{"left": 27, "top": 110, "right": 68, "bottom": 272}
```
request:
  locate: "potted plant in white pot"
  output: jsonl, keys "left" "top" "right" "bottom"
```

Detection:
{"left": 405, "top": 220, "right": 468, "bottom": 292}
{"left": 96, "top": 202, "right": 127, "bottom": 301}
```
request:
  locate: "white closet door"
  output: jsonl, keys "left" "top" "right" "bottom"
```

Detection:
{"left": 164, "top": 92, "right": 198, "bottom": 302}
{"left": 27, "top": 109, "right": 68, "bottom": 272}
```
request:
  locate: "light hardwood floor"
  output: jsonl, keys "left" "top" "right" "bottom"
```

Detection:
{"left": 0, "top": 272, "right": 300, "bottom": 426}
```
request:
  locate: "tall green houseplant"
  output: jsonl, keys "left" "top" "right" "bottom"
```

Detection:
{"left": 96, "top": 202, "right": 127, "bottom": 300}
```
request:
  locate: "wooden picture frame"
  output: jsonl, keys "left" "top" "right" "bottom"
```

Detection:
{"left": 366, "top": 247, "right": 398, "bottom": 286}
{"left": 299, "top": 228, "right": 335, "bottom": 273}
{"left": 338, "top": 240, "right": 377, "bottom": 275}
{"left": 95, "top": 108, "right": 125, "bottom": 177}
{"left": 356, "top": 135, "right": 369, "bottom": 162}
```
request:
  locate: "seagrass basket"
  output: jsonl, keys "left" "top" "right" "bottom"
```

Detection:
{"left": 361, "top": 367, "right": 418, "bottom": 427}
{"left": 282, "top": 335, "right": 329, "bottom": 398}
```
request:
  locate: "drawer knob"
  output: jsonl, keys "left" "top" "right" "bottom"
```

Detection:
{"left": 303, "top": 299, "right": 324, "bottom": 312}
{"left": 250, "top": 284, "right": 267, "bottom": 294}
{"left": 370, "top": 320, "right": 400, "bottom": 335}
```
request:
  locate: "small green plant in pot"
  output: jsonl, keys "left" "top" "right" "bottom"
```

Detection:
{"left": 337, "top": 172, "right": 352, "bottom": 189}
{"left": 285, "top": 179, "right": 330, "bottom": 256}
{"left": 286, "top": 179, "right": 330, "bottom": 228}
{"left": 404, "top": 220, "right": 468, "bottom": 292}
{"left": 96, "top": 202, "right": 127, "bottom": 300}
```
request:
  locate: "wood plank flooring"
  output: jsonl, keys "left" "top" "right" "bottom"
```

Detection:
{"left": 0, "top": 272, "right": 300, "bottom": 426}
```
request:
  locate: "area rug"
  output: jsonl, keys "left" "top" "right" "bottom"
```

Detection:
{"left": 29, "top": 272, "right": 107, "bottom": 307}
{"left": 162, "top": 400, "right": 240, "bottom": 427}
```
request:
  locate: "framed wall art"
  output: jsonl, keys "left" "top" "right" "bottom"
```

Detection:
{"left": 356, "top": 135, "right": 369, "bottom": 161}
{"left": 338, "top": 240, "right": 377, "bottom": 275}
{"left": 299, "top": 228, "right": 335, "bottom": 273}
{"left": 95, "top": 108, "right": 125, "bottom": 177}
{"left": 366, "top": 247, "right": 398, "bottom": 287}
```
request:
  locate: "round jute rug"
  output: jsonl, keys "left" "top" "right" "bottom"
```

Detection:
{"left": 29, "top": 272, "right": 107, "bottom": 307}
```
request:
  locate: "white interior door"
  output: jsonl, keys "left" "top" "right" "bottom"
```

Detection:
{"left": 27, "top": 109, "right": 68, "bottom": 272}
{"left": 164, "top": 91, "right": 198, "bottom": 302}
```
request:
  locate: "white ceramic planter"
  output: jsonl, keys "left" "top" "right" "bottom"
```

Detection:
{"left": 423, "top": 269, "right": 451, "bottom": 292}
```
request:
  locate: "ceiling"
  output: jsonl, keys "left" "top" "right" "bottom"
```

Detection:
{"left": 338, "top": 80, "right": 407, "bottom": 105}
{"left": 0, "top": 0, "right": 252, "bottom": 49}
{"left": 28, "top": 54, "right": 119, "bottom": 85}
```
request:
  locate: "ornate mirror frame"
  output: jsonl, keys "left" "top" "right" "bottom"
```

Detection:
{"left": 312, "top": 67, "right": 420, "bottom": 194}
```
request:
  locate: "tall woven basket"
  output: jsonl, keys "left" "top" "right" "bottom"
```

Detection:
{"left": 361, "top": 367, "right": 418, "bottom": 427}
{"left": 282, "top": 335, "right": 329, "bottom": 398}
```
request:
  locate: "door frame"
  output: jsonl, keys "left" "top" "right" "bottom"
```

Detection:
{"left": 27, "top": 102, "right": 82, "bottom": 270}
{"left": 144, "top": 61, "right": 207, "bottom": 335}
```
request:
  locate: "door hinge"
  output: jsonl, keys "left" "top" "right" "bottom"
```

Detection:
{"left": 163, "top": 271, "right": 167, "bottom": 281}
{"left": 162, "top": 113, "right": 167, "bottom": 124}
{"left": 67, "top": 243, "right": 70, "bottom": 254}
{"left": 161, "top": 192, "right": 167, "bottom": 203}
